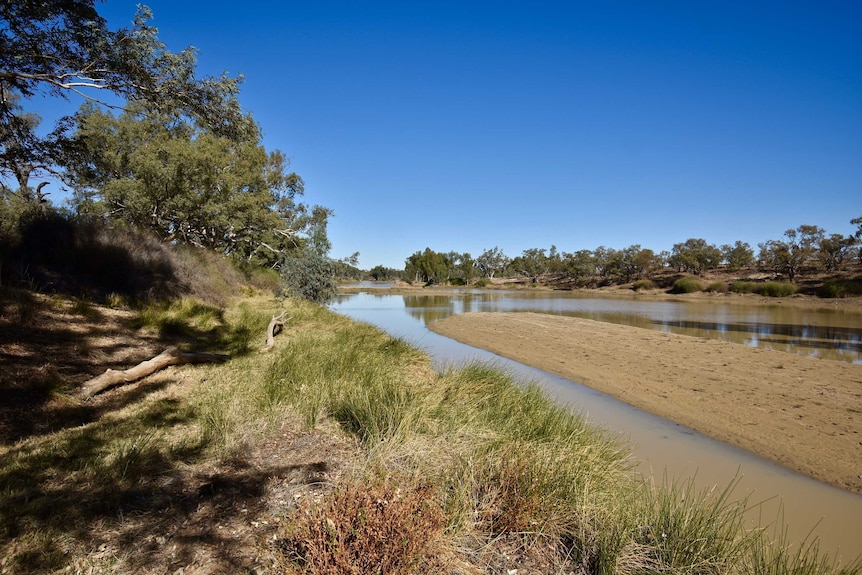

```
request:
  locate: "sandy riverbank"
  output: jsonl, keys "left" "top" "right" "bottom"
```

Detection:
{"left": 430, "top": 312, "right": 862, "bottom": 493}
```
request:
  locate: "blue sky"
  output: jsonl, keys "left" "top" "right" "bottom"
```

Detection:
{"left": 31, "top": 1, "right": 862, "bottom": 269}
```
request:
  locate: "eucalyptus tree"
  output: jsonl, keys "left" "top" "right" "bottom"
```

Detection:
{"left": 758, "top": 225, "right": 824, "bottom": 282}
{"left": 560, "top": 249, "right": 596, "bottom": 285}
{"left": 668, "top": 238, "right": 722, "bottom": 274}
{"left": 512, "top": 247, "right": 549, "bottom": 283}
{"left": 720, "top": 241, "right": 754, "bottom": 271}
{"left": 853, "top": 216, "right": 862, "bottom": 264}
{"left": 404, "top": 248, "right": 450, "bottom": 284}
{"left": 66, "top": 102, "right": 324, "bottom": 266}
{"left": 818, "top": 234, "right": 855, "bottom": 272}
{"left": 1, "top": 1, "right": 248, "bottom": 199}
{"left": 475, "top": 246, "right": 509, "bottom": 279}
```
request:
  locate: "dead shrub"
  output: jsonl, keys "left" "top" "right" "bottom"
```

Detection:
{"left": 275, "top": 476, "right": 446, "bottom": 574}
{"left": 477, "top": 455, "right": 545, "bottom": 534}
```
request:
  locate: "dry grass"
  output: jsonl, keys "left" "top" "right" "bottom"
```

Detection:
{"left": 274, "top": 474, "right": 447, "bottom": 574}
{"left": 2, "top": 282, "right": 860, "bottom": 574}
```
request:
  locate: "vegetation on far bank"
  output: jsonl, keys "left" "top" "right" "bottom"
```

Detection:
{"left": 379, "top": 221, "right": 862, "bottom": 299}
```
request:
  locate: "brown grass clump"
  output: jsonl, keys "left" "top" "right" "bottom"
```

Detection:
{"left": 274, "top": 475, "right": 447, "bottom": 575}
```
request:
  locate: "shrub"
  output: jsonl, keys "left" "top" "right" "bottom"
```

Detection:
{"left": 275, "top": 476, "right": 446, "bottom": 574}
{"left": 705, "top": 281, "right": 728, "bottom": 293}
{"left": 818, "top": 279, "right": 862, "bottom": 299}
{"left": 632, "top": 279, "right": 657, "bottom": 291}
{"left": 474, "top": 278, "right": 489, "bottom": 288}
{"left": 730, "top": 281, "right": 757, "bottom": 294}
{"left": 756, "top": 281, "right": 797, "bottom": 298}
{"left": 281, "top": 250, "right": 338, "bottom": 304}
{"left": 670, "top": 277, "right": 703, "bottom": 294}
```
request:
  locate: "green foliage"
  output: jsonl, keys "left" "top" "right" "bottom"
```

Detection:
{"left": 632, "top": 279, "right": 657, "bottom": 291}
{"left": 66, "top": 103, "right": 326, "bottom": 266}
{"left": 474, "top": 278, "right": 490, "bottom": 288}
{"left": 730, "top": 280, "right": 758, "bottom": 294}
{"left": 670, "top": 277, "right": 704, "bottom": 293}
{"left": 705, "top": 281, "right": 728, "bottom": 293}
{"left": 404, "top": 247, "right": 451, "bottom": 284}
{"left": 668, "top": 238, "right": 722, "bottom": 274}
{"left": 475, "top": 246, "right": 510, "bottom": 279}
{"left": 281, "top": 249, "right": 338, "bottom": 304}
{"left": 758, "top": 225, "right": 825, "bottom": 282}
{"left": 632, "top": 477, "right": 749, "bottom": 573}
{"left": 818, "top": 279, "right": 862, "bottom": 298}
{"left": 721, "top": 240, "right": 755, "bottom": 270}
{"left": 1, "top": 2, "right": 249, "bottom": 198}
{"left": 730, "top": 280, "right": 797, "bottom": 297}
{"left": 757, "top": 281, "right": 797, "bottom": 297}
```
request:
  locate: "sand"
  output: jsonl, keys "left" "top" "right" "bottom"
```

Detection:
{"left": 429, "top": 312, "right": 862, "bottom": 493}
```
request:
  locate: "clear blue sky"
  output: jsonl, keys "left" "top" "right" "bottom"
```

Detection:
{"left": 36, "top": 1, "right": 862, "bottom": 269}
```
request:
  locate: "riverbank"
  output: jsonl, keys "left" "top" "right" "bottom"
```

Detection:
{"left": 430, "top": 311, "right": 862, "bottom": 493}
{"left": 3, "top": 292, "right": 861, "bottom": 572}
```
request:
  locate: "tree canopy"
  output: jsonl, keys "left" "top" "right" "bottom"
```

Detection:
{"left": 65, "top": 102, "right": 327, "bottom": 267}
{"left": 1, "top": 1, "right": 249, "bottom": 201}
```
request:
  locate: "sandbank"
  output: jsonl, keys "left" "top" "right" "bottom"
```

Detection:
{"left": 430, "top": 312, "right": 862, "bottom": 493}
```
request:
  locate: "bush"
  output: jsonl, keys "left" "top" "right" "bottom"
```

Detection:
{"left": 670, "top": 277, "right": 703, "bottom": 294}
{"left": 756, "top": 281, "right": 797, "bottom": 298}
{"left": 474, "top": 278, "right": 489, "bottom": 288}
{"left": 705, "top": 281, "right": 728, "bottom": 293}
{"left": 281, "top": 250, "right": 338, "bottom": 304}
{"left": 818, "top": 279, "right": 862, "bottom": 299}
{"left": 632, "top": 279, "right": 657, "bottom": 291}
{"left": 730, "top": 280, "right": 797, "bottom": 297}
{"left": 275, "top": 476, "right": 446, "bottom": 574}
{"left": 730, "top": 281, "right": 757, "bottom": 294}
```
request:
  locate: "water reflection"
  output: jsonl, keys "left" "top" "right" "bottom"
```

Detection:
{"left": 376, "top": 291, "right": 862, "bottom": 364}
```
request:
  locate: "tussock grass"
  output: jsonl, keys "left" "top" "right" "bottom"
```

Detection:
{"left": 670, "top": 277, "right": 704, "bottom": 294}
{"left": 731, "top": 280, "right": 798, "bottom": 297}
{"left": 632, "top": 279, "right": 656, "bottom": 291}
{"left": 2, "top": 293, "right": 857, "bottom": 573}
{"left": 818, "top": 279, "right": 862, "bottom": 299}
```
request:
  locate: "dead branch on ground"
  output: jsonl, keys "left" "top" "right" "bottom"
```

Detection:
{"left": 81, "top": 347, "right": 230, "bottom": 399}
{"left": 261, "top": 311, "right": 290, "bottom": 352}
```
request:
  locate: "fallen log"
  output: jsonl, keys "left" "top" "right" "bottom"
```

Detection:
{"left": 81, "top": 346, "right": 230, "bottom": 399}
{"left": 261, "top": 311, "right": 290, "bottom": 352}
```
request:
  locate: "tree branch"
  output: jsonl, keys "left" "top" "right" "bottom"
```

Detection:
{"left": 80, "top": 346, "right": 230, "bottom": 399}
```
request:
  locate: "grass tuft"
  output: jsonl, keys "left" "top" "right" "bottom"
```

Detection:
{"left": 670, "top": 277, "right": 704, "bottom": 294}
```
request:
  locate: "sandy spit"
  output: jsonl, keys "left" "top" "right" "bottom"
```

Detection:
{"left": 429, "top": 312, "right": 862, "bottom": 493}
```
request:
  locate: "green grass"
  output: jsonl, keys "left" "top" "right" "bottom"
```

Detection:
{"left": 2, "top": 293, "right": 857, "bottom": 573}
{"left": 757, "top": 281, "right": 798, "bottom": 297}
{"left": 731, "top": 280, "right": 758, "bottom": 294}
{"left": 632, "top": 279, "right": 657, "bottom": 291}
{"left": 818, "top": 279, "right": 862, "bottom": 299}
{"left": 731, "top": 280, "right": 798, "bottom": 297}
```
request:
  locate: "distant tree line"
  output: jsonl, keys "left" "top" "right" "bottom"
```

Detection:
{"left": 398, "top": 218, "right": 862, "bottom": 288}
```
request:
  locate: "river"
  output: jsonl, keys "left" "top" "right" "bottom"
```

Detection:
{"left": 331, "top": 289, "right": 862, "bottom": 562}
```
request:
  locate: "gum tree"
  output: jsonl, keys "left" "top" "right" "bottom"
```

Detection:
{"left": 65, "top": 102, "right": 323, "bottom": 266}
{"left": 1, "top": 1, "right": 248, "bottom": 200}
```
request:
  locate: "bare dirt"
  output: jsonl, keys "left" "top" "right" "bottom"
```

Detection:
{"left": 430, "top": 311, "right": 862, "bottom": 494}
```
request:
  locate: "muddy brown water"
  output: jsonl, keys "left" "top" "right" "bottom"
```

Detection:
{"left": 332, "top": 290, "right": 862, "bottom": 562}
